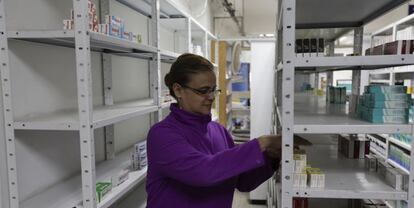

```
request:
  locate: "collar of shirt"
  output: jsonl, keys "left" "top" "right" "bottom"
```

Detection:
{"left": 169, "top": 103, "right": 212, "bottom": 129}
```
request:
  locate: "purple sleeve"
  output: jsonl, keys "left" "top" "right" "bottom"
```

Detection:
{"left": 223, "top": 130, "right": 278, "bottom": 192}
{"left": 147, "top": 124, "right": 266, "bottom": 187}
{"left": 236, "top": 155, "right": 279, "bottom": 192}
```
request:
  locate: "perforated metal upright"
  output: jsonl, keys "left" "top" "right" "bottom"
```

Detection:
{"left": 280, "top": 0, "right": 295, "bottom": 207}
{"left": 0, "top": 0, "right": 18, "bottom": 207}
{"left": 72, "top": 0, "right": 96, "bottom": 207}
{"left": 149, "top": 0, "right": 162, "bottom": 122}
{"left": 100, "top": 0, "right": 115, "bottom": 161}
{"left": 186, "top": 18, "right": 192, "bottom": 53}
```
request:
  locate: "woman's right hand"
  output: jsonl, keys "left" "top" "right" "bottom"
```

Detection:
{"left": 257, "top": 134, "right": 311, "bottom": 159}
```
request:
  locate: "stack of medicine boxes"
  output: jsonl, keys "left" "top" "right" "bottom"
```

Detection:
{"left": 293, "top": 149, "right": 325, "bottom": 189}
{"left": 357, "top": 85, "right": 411, "bottom": 124}
{"left": 131, "top": 141, "right": 147, "bottom": 171}
{"left": 327, "top": 86, "right": 346, "bottom": 104}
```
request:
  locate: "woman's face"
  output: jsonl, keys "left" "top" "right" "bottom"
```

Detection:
{"left": 173, "top": 70, "right": 217, "bottom": 115}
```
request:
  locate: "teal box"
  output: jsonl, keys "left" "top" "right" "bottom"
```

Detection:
{"left": 363, "top": 115, "right": 408, "bottom": 124}
{"left": 366, "top": 100, "right": 409, "bottom": 108}
{"left": 364, "top": 85, "right": 406, "bottom": 94}
{"left": 364, "top": 93, "right": 409, "bottom": 101}
{"left": 359, "top": 106, "right": 408, "bottom": 117}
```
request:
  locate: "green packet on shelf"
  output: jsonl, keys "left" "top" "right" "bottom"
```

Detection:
{"left": 96, "top": 182, "right": 112, "bottom": 203}
{"left": 364, "top": 85, "right": 406, "bottom": 94}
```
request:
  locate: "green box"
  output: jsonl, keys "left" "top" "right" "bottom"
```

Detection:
{"left": 96, "top": 182, "right": 112, "bottom": 203}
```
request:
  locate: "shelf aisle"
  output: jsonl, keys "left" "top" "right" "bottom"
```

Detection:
{"left": 14, "top": 99, "right": 157, "bottom": 131}
{"left": 20, "top": 147, "right": 147, "bottom": 208}
{"left": 293, "top": 145, "right": 407, "bottom": 200}
{"left": 293, "top": 94, "right": 411, "bottom": 134}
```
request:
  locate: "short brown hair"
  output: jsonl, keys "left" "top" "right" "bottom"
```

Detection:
{"left": 165, "top": 53, "right": 214, "bottom": 99}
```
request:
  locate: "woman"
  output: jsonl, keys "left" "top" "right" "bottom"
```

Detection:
{"left": 146, "top": 53, "right": 282, "bottom": 208}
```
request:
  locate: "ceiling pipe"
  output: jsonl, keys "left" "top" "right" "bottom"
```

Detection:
{"left": 222, "top": 0, "right": 245, "bottom": 36}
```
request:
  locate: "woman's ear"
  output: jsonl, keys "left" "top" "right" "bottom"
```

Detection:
{"left": 172, "top": 83, "right": 183, "bottom": 98}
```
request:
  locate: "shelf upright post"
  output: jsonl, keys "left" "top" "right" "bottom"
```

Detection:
{"left": 100, "top": 0, "right": 115, "bottom": 160}
{"left": 350, "top": 27, "right": 363, "bottom": 114}
{"left": 409, "top": 125, "right": 414, "bottom": 207}
{"left": 326, "top": 41, "right": 334, "bottom": 87}
{"left": 150, "top": 0, "right": 162, "bottom": 122}
{"left": 281, "top": 0, "right": 296, "bottom": 207}
{"left": 73, "top": 0, "right": 96, "bottom": 207}
{"left": 186, "top": 18, "right": 192, "bottom": 53}
{"left": 0, "top": 0, "right": 18, "bottom": 207}
{"left": 203, "top": 31, "right": 208, "bottom": 59}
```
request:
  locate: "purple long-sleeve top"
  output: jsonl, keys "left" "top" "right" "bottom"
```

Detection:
{"left": 146, "top": 104, "right": 277, "bottom": 208}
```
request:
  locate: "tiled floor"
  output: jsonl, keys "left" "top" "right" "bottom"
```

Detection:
{"left": 232, "top": 191, "right": 267, "bottom": 208}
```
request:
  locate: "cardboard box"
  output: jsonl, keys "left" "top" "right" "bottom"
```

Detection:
{"left": 296, "top": 39, "right": 303, "bottom": 54}
{"left": 338, "top": 134, "right": 370, "bottom": 159}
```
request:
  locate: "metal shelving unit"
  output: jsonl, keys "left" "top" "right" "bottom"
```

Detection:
{"left": 0, "top": 0, "right": 217, "bottom": 208}
{"left": 274, "top": 0, "right": 414, "bottom": 208}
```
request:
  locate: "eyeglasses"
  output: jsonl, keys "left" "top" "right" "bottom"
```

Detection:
{"left": 181, "top": 84, "right": 221, "bottom": 97}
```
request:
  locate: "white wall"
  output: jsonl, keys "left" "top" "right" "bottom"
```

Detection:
{"left": 250, "top": 41, "right": 275, "bottom": 200}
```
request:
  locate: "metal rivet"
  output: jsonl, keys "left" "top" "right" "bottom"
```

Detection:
{"left": 285, "top": 94, "right": 290, "bottom": 98}
{"left": 2, "top": 63, "right": 6, "bottom": 66}
{"left": 287, "top": 128, "right": 290, "bottom": 131}
{"left": 83, "top": 140, "right": 87, "bottom": 143}
{"left": 10, "top": 168, "right": 14, "bottom": 171}
{"left": 402, "top": 58, "right": 405, "bottom": 61}
{"left": 287, "top": 43, "right": 291, "bottom": 46}
{"left": 12, "top": 196, "right": 16, "bottom": 199}
{"left": 9, "top": 153, "right": 13, "bottom": 156}
{"left": 81, "top": 94, "right": 85, "bottom": 98}
{"left": 11, "top": 182, "right": 15, "bottom": 185}
{"left": 4, "top": 78, "right": 7, "bottom": 81}
{"left": 285, "top": 176, "right": 290, "bottom": 180}
{"left": 82, "top": 125, "right": 86, "bottom": 128}
{"left": 84, "top": 170, "right": 89, "bottom": 173}
{"left": 84, "top": 155, "right": 88, "bottom": 158}
{"left": 8, "top": 139, "right": 11, "bottom": 142}
{"left": 90, "top": 125, "right": 93, "bottom": 128}
{"left": 286, "top": 61, "right": 291, "bottom": 64}
{"left": 4, "top": 93, "right": 8, "bottom": 96}
{"left": 304, "top": 128, "right": 307, "bottom": 131}
{"left": 306, "top": 60, "right": 309, "bottom": 63}
{"left": 285, "top": 111, "right": 290, "bottom": 114}
{"left": 285, "top": 144, "right": 290, "bottom": 147}
{"left": 285, "top": 160, "right": 289, "bottom": 163}
{"left": 287, "top": 8, "right": 292, "bottom": 11}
